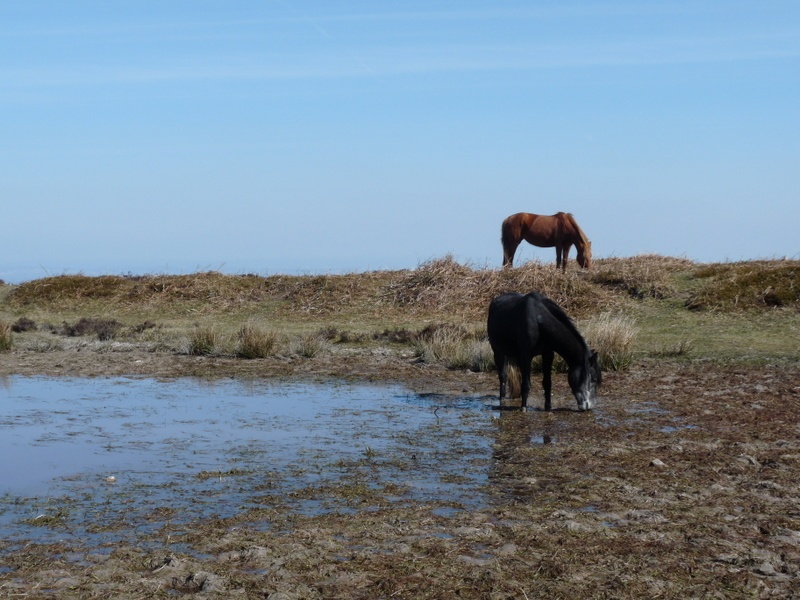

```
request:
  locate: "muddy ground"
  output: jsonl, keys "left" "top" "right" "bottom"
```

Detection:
{"left": 1, "top": 346, "right": 799, "bottom": 598}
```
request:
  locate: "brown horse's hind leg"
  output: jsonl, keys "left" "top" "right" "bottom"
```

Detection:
{"left": 502, "top": 240, "right": 520, "bottom": 267}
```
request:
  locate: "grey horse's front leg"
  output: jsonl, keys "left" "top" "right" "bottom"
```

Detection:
{"left": 519, "top": 357, "right": 532, "bottom": 412}
{"left": 541, "top": 350, "right": 554, "bottom": 411}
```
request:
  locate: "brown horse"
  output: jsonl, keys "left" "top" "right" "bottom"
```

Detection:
{"left": 501, "top": 212, "right": 592, "bottom": 270}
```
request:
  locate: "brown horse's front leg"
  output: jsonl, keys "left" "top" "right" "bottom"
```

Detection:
{"left": 556, "top": 244, "right": 573, "bottom": 271}
{"left": 555, "top": 246, "right": 565, "bottom": 270}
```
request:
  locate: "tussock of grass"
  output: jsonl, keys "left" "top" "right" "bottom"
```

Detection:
{"left": 236, "top": 324, "right": 280, "bottom": 359}
{"left": 582, "top": 312, "right": 638, "bottom": 371}
{"left": 187, "top": 326, "right": 222, "bottom": 356}
{"left": 0, "top": 321, "right": 12, "bottom": 351}
{"left": 290, "top": 332, "right": 328, "bottom": 358}
{"left": 412, "top": 323, "right": 493, "bottom": 371}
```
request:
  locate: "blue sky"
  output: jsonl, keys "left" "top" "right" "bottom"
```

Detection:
{"left": 2, "top": 1, "right": 798, "bottom": 283}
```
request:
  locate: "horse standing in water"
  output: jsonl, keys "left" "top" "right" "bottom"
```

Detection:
{"left": 501, "top": 212, "right": 592, "bottom": 270}
{"left": 487, "top": 292, "right": 601, "bottom": 411}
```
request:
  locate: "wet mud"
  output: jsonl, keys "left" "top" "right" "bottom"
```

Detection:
{"left": 1, "top": 350, "right": 799, "bottom": 598}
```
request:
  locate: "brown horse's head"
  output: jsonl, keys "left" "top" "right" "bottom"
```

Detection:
{"left": 576, "top": 241, "right": 592, "bottom": 268}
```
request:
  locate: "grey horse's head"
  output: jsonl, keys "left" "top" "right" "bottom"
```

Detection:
{"left": 569, "top": 351, "right": 602, "bottom": 411}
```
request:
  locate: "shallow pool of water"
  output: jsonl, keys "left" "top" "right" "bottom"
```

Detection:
{"left": 0, "top": 377, "right": 495, "bottom": 547}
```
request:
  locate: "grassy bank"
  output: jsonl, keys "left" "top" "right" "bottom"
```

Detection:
{"left": 1, "top": 255, "right": 798, "bottom": 369}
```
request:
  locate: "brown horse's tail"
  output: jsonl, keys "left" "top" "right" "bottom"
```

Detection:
{"left": 500, "top": 216, "right": 517, "bottom": 266}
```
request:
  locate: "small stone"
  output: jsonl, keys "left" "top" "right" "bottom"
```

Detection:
{"left": 756, "top": 562, "right": 776, "bottom": 576}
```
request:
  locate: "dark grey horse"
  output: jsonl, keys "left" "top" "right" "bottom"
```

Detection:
{"left": 487, "top": 292, "right": 601, "bottom": 411}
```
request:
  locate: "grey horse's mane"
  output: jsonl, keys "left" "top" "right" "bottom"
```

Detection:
{"left": 536, "top": 293, "right": 589, "bottom": 351}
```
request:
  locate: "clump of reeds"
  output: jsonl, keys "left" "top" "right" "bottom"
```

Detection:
{"left": 0, "top": 321, "right": 12, "bottom": 351}
{"left": 236, "top": 324, "right": 279, "bottom": 359}
{"left": 582, "top": 312, "right": 638, "bottom": 371}
{"left": 187, "top": 326, "right": 222, "bottom": 356}
{"left": 290, "top": 332, "right": 328, "bottom": 358}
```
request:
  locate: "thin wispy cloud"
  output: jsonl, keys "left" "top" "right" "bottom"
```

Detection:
{"left": 3, "top": 0, "right": 797, "bottom": 94}
{"left": 4, "top": 31, "right": 798, "bottom": 91}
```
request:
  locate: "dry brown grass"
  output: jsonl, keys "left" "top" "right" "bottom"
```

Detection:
{"left": 687, "top": 259, "right": 800, "bottom": 310}
{"left": 6, "top": 258, "right": 617, "bottom": 319}
{"left": 4, "top": 256, "right": 798, "bottom": 368}
{"left": 7, "top": 270, "right": 396, "bottom": 319}
{"left": 10, "top": 257, "right": 797, "bottom": 319}
{"left": 588, "top": 254, "right": 693, "bottom": 299}
{"left": 384, "top": 255, "right": 614, "bottom": 319}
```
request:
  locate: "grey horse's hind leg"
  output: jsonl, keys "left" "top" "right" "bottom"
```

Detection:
{"left": 494, "top": 352, "right": 507, "bottom": 400}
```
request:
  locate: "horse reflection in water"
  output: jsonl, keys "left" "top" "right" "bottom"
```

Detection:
{"left": 488, "top": 410, "right": 557, "bottom": 500}
{"left": 487, "top": 292, "right": 601, "bottom": 412}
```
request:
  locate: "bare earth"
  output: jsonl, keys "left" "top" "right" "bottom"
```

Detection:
{"left": 1, "top": 346, "right": 799, "bottom": 598}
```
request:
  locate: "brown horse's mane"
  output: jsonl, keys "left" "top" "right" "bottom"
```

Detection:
{"left": 562, "top": 212, "right": 590, "bottom": 248}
